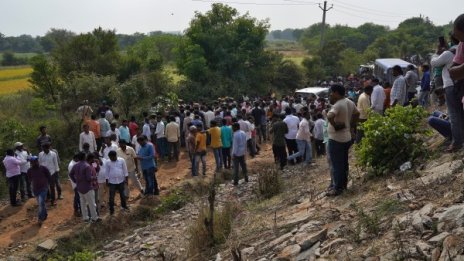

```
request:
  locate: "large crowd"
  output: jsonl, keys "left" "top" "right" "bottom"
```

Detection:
{"left": 3, "top": 14, "right": 464, "bottom": 227}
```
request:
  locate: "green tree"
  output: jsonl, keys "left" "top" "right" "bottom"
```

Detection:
{"left": 338, "top": 48, "right": 364, "bottom": 76}
{"left": 302, "top": 56, "right": 325, "bottom": 85}
{"left": 272, "top": 60, "right": 304, "bottom": 92}
{"left": 29, "top": 54, "right": 62, "bottom": 103}
{"left": 39, "top": 28, "right": 75, "bottom": 52}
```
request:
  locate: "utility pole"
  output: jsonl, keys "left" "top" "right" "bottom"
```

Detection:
{"left": 319, "top": 1, "right": 333, "bottom": 49}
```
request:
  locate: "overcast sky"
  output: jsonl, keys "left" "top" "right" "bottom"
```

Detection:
{"left": 1, "top": 0, "right": 461, "bottom": 36}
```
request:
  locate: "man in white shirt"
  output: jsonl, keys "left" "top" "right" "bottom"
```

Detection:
{"left": 79, "top": 124, "right": 97, "bottom": 152}
{"left": 14, "top": 142, "right": 32, "bottom": 199}
{"left": 142, "top": 118, "right": 152, "bottom": 141}
{"left": 101, "top": 137, "right": 119, "bottom": 159}
{"left": 67, "top": 154, "right": 81, "bottom": 216}
{"left": 165, "top": 116, "right": 180, "bottom": 161}
{"left": 155, "top": 116, "right": 168, "bottom": 160}
{"left": 287, "top": 112, "right": 313, "bottom": 165}
{"left": 313, "top": 114, "right": 326, "bottom": 156}
{"left": 390, "top": 65, "right": 407, "bottom": 107}
{"left": 105, "top": 151, "right": 129, "bottom": 215}
{"left": 283, "top": 107, "right": 300, "bottom": 163}
{"left": 370, "top": 78, "right": 386, "bottom": 114}
{"left": 117, "top": 141, "right": 143, "bottom": 199}
{"left": 39, "top": 143, "right": 61, "bottom": 205}
{"left": 204, "top": 107, "right": 215, "bottom": 129}
{"left": 106, "top": 123, "right": 120, "bottom": 143}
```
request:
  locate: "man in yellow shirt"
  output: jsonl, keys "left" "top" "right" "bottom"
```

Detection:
{"left": 195, "top": 128, "right": 207, "bottom": 176}
{"left": 356, "top": 85, "right": 373, "bottom": 143}
{"left": 207, "top": 120, "right": 223, "bottom": 171}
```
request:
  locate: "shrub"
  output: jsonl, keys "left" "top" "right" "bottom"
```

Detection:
{"left": 355, "top": 105, "right": 429, "bottom": 175}
{"left": 47, "top": 250, "right": 96, "bottom": 261}
{"left": 154, "top": 190, "right": 190, "bottom": 214}
{"left": 256, "top": 166, "right": 282, "bottom": 199}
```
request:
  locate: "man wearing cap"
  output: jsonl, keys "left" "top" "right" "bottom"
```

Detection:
{"left": 3, "top": 149, "right": 28, "bottom": 206}
{"left": 39, "top": 143, "right": 60, "bottom": 205}
{"left": 15, "top": 142, "right": 33, "bottom": 199}
{"left": 27, "top": 156, "right": 51, "bottom": 224}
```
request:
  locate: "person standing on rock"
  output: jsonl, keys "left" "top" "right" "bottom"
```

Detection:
{"left": 27, "top": 156, "right": 51, "bottom": 225}
{"left": 270, "top": 114, "right": 288, "bottom": 170}
{"left": 105, "top": 151, "right": 129, "bottom": 215}
{"left": 326, "top": 84, "right": 359, "bottom": 196}
{"left": 232, "top": 122, "right": 248, "bottom": 185}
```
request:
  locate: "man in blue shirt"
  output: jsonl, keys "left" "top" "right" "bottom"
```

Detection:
{"left": 221, "top": 119, "right": 233, "bottom": 169}
{"left": 118, "top": 120, "right": 131, "bottom": 144}
{"left": 136, "top": 135, "right": 159, "bottom": 196}
{"left": 232, "top": 123, "right": 248, "bottom": 186}
{"left": 418, "top": 64, "right": 431, "bottom": 107}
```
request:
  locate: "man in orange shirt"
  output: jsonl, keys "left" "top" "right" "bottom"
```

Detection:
{"left": 86, "top": 115, "right": 101, "bottom": 151}
{"left": 207, "top": 120, "right": 222, "bottom": 171}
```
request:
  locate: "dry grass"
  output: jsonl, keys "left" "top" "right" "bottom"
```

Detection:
{"left": 0, "top": 78, "right": 31, "bottom": 94}
{"left": 0, "top": 66, "right": 32, "bottom": 95}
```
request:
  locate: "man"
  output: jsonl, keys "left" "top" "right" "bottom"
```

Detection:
{"left": 106, "top": 123, "right": 120, "bottom": 143}
{"left": 128, "top": 116, "right": 139, "bottom": 139}
{"left": 283, "top": 107, "right": 300, "bottom": 163}
{"left": 356, "top": 85, "right": 373, "bottom": 143}
{"left": 390, "top": 65, "right": 407, "bottom": 107}
{"left": 76, "top": 100, "right": 93, "bottom": 121}
{"left": 232, "top": 123, "right": 248, "bottom": 186}
{"left": 119, "top": 120, "right": 131, "bottom": 144}
{"left": 142, "top": 118, "right": 152, "bottom": 140}
{"left": 270, "top": 114, "right": 288, "bottom": 170}
{"left": 39, "top": 143, "right": 61, "bottom": 205}
{"left": 36, "top": 126, "right": 52, "bottom": 151}
{"left": 87, "top": 115, "right": 101, "bottom": 151}
{"left": 105, "top": 151, "right": 129, "bottom": 215}
{"left": 287, "top": 112, "right": 313, "bottom": 165}
{"left": 326, "top": 84, "right": 359, "bottom": 196}
{"left": 155, "top": 116, "right": 168, "bottom": 161}
{"left": 404, "top": 64, "right": 419, "bottom": 104}
{"left": 237, "top": 115, "right": 255, "bottom": 157}
{"left": 251, "top": 102, "right": 265, "bottom": 144}
{"left": 313, "top": 114, "right": 326, "bottom": 156}
{"left": 187, "top": 126, "right": 198, "bottom": 176}
{"left": 449, "top": 13, "right": 464, "bottom": 81}
{"left": 208, "top": 120, "right": 223, "bottom": 171}
{"left": 15, "top": 142, "right": 33, "bottom": 199}
{"left": 428, "top": 111, "right": 452, "bottom": 141}
{"left": 137, "top": 136, "right": 160, "bottom": 195}
{"left": 204, "top": 106, "right": 215, "bottom": 129}
{"left": 27, "top": 156, "right": 51, "bottom": 225}
{"left": 69, "top": 152, "right": 100, "bottom": 222}
{"left": 194, "top": 128, "right": 207, "bottom": 176}
{"left": 191, "top": 114, "right": 204, "bottom": 131}
{"left": 418, "top": 64, "right": 431, "bottom": 107}
{"left": 79, "top": 124, "right": 97, "bottom": 153}
{"left": 183, "top": 111, "right": 193, "bottom": 144}
{"left": 370, "top": 78, "right": 385, "bottom": 114}
{"left": 220, "top": 119, "right": 233, "bottom": 169}
{"left": 3, "top": 149, "right": 27, "bottom": 206}
{"left": 117, "top": 140, "right": 144, "bottom": 199}
{"left": 68, "top": 153, "right": 82, "bottom": 217}
{"left": 99, "top": 113, "right": 111, "bottom": 146}
{"left": 165, "top": 116, "right": 180, "bottom": 161}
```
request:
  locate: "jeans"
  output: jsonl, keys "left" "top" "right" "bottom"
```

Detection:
{"left": 124, "top": 171, "right": 144, "bottom": 198}
{"left": 445, "top": 86, "right": 464, "bottom": 147}
{"left": 109, "top": 182, "right": 127, "bottom": 214}
{"left": 156, "top": 137, "right": 168, "bottom": 158}
{"left": 314, "top": 139, "right": 326, "bottom": 156}
{"left": 257, "top": 124, "right": 266, "bottom": 144}
{"left": 418, "top": 90, "right": 430, "bottom": 107}
{"left": 7, "top": 175, "right": 20, "bottom": 205}
{"left": 142, "top": 167, "right": 159, "bottom": 195}
{"left": 19, "top": 172, "right": 32, "bottom": 198}
{"left": 285, "top": 138, "right": 298, "bottom": 162}
{"left": 168, "top": 141, "right": 179, "bottom": 161}
{"left": 428, "top": 111, "right": 451, "bottom": 139}
{"left": 222, "top": 147, "right": 231, "bottom": 169}
{"left": 233, "top": 155, "right": 248, "bottom": 185}
{"left": 79, "top": 190, "right": 98, "bottom": 221}
{"left": 287, "top": 139, "right": 312, "bottom": 163}
{"left": 272, "top": 145, "right": 287, "bottom": 170}
{"left": 195, "top": 152, "right": 207, "bottom": 176}
{"left": 212, "top": 148, "right": 222, "bottom": 170}
{"left": 36, "top": 189, "right": 48, "bottom": 221}
{"left": 328, "top": 139, "right": 352, "bottom": 192}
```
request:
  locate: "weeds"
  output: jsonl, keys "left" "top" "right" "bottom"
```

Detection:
{"left": 154, "top": 190, "right": 190, "bottom": 215}
{"left": 256, "top": 166, "right": 282, "bottom": 199}
{"left": 47, "top": 250, "right": 96, "bottom": 261}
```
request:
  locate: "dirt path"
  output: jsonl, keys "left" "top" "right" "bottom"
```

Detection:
{"left": 0, "top": 143, "right": 273, "bottom": 256}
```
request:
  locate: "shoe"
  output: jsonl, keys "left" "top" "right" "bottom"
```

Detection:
{"left": 83, "top": 219, "right": 91, "bottom": 223}
{"left": 326, "top": 189, "right": 342, "bottom": 197}
{"left": 38, "top": 220, "right": 43, "bottom": 226}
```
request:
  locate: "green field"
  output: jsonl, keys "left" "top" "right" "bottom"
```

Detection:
{"left": 0, "top": 52, "right": 37, "bottom": 62}
{"left": 0, "top": 66, "right": 32, "bottom": 95}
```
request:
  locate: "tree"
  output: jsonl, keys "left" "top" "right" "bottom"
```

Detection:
{"left": 40, "top": 28, "right": 75, "bottom": 52}
{"left": 29, "top": 54, "right": 62, "bottom": 103}
{"left": 176, "top": 3, "right": 278, "bottom": 100}
{"left": 272, "top": 60, "right": 304, "bottom": 92}
{"left": 302, "top": 56, "right": 325, "bottom": 85}
{"left": 338, "top": 48, "right": 364, "bottom": 76}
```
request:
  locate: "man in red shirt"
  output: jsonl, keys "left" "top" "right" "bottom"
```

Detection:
{"left": 129, "top": 116, "right": 139, "bottom": 139}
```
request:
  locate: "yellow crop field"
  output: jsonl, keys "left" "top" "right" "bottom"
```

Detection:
{"left": 0, "top": 66, "right": 32, "bottom": 95}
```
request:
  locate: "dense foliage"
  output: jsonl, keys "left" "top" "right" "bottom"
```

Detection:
{"left": 355, "top": 105, "right": 430, "bottom": 175}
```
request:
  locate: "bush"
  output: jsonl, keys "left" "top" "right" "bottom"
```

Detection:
{"left": 154, "top": 190, "right": 190, "bottom": 214}
{"left": 256, "top": 166, "right": 282, "bottom": 199}
{"left": 47, "top": 250, "right": 96, "bottom": 261}
{"left": 355, "top": 105, "right": 429, "bottom": 175}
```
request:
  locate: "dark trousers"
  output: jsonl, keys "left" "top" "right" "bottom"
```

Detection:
{"left": 247, "top": 139, "right": 256, "bottom": 157}
{"left": 109, "top": 182, "right": 127, "bottom": 214}
{"left": 315, "top": 139, "right": 326, "bottom": 156}
{"left": 8, "top": 175, "right": 20, "bottom": 205}
{"left": 168, "top": 141, "right": 179, "bottom": 161}
{"left": 285, "top": 138, "right": 298, "bottom": 162}
{"left": 233, "top": 155, "right": 248, "bottom": 185}
{"left": 74, "top": 188, "right": 81, "bottom": 213}
{"left": 142, "top": 167, "right": 159, "bottom": 195}
{"left": 328, "top": 139, "right": 352, "bottom": 192}
{"left": 96, "top": 137, "right": 103, "bottom": 152}
{"left": 48, "top": 173, "right": 62, "bottom": 203}
{"left": 222, "top": 147, "right": 231, "bottom": 169}
{"left": 257, "top": 124, "right": 266, "bottom": 144}
{"left": 19, "top": 172, "right": 32, "bottom": 198}
{"left": 272, "top": 144, "right": 287, "bottom": 170}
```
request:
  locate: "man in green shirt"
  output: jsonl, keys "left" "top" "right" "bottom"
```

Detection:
{"left": 270, "top": 114, "right": 288, "bottom": 170}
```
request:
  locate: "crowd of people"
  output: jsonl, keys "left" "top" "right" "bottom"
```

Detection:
{"left": 3, "top": 13, "right": 464, "bottom": 226}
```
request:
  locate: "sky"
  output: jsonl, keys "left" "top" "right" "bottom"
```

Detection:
{"left": 0, "top": 0, "right": 461, "bottom": 36}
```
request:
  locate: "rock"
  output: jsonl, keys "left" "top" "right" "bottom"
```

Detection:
{"left": 279, "top": 209, "right": 313, "bottom": 228}
{"left": 267, "top": 233, "right": 293, "bottom": 250}
{"left": 320, "top": 238, "right": 348, "bottom": 255}
{"left": 412, "top": 212, "right": 433, "bottom": 232}
{"left": 418, "top": 160, "right": 463, "bottom": 185}
{"left": 298, "top": 221, "right": 322, "bottom": 233}
{"left": 276, "top": 244, "right": 301, "bottom": 261}
{"left": 294, "top": 228, "right": 327, "bottom": 251}
{"left": 438, "top": 235, "right": 464, "bottom": 261}
{"left": 242, "top": 247, "right": 255, "bottom": 256}
{"left": 296, "top": 241, "right": 320, "bottom": 261}
{"left": 415, "top": 241, "right": 432, "bottom": 258}
{"left": 37, "top": 239, "right": 57, "bottom": 251}
{"left": 419, "top": 203, "right": 436, "bottom": 216}
{"left": 431, "top": 247, "right": 441, "bottom": 261}
{"left": 215, "top": 253, "right": 222, "bottom": 261}
{"left": 428, "top": 232, "right": 450, "bottom": 246}
{"left": 434, "top": 204, "right": 464, "bottom": 230}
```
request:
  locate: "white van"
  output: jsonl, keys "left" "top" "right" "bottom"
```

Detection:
{"left": 373, "top": 58, "right": 417, "bottom": 84}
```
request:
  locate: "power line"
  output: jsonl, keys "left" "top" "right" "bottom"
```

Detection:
{"left": 191, "top": 0, "right": 317, "bottom": 6}
{"left": 332, "top": 0, "right": 415, "bottom": 17}
{"left": 283, "top": 0, "right": 319, "bottom": 4}
{"left": 332, "top": 8, "right": 402, "bottom": 24}
{"left": 332, "top": 1, "right": 409, "bottom": 18}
